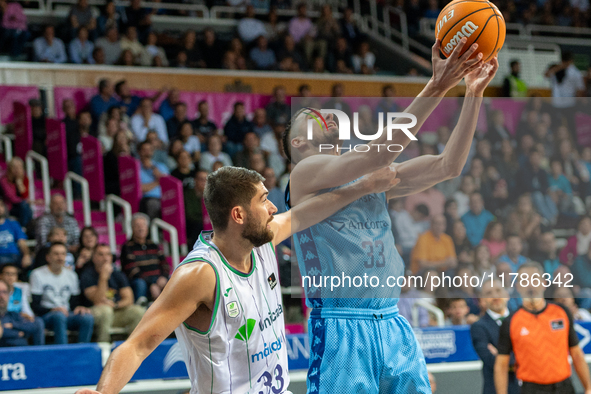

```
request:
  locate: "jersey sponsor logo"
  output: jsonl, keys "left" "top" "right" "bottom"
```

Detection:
{"left": 251, "top": 337, "right": 283, "bottom": 363}
{"left": 224, "top": 287, "right": 232, "bottom": 297}
{"left": 259, "top": 305, "right": 284, "bottom": 332}
{"left": 551, "top": 319, "right": 565, "bottom": 331}
{"left": 325, "top": 219, "right": 346, "bottom": 232}
{"left": 520, "top": 327, "right": 530, "bottom": 336}
{"left": 235, "top": 319, "right": 256, "bottom": 342}
{"left": 226, "top": 301, "right": 240, "bottom": 318}
{"left": 443, "top": 21, "right": 479, "bottom": 55}
{"left": 347, "top": 219, "right": 389, "bottom": 231}
{"left": 268, "top": 273, "right": 278, "bottom": 290}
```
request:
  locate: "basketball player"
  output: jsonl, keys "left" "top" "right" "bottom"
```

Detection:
{"left": 75, "top": 165, "right": 401, "bottom": 394}
{"left": 284, "top": 39, "right": 499, "bottom": 393}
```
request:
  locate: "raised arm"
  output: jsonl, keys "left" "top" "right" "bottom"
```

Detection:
{"left": 76, "top": 262, "right": 216, "bottom": 394}
{"left": 387, "top": 57, "right": 499, "bottom": 199}
{"left": 271, "top": 166, "right": 400, "bottom": 246}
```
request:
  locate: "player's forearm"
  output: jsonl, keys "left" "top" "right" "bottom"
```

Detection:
{"left": 572, "top": 346, "right": 591, "bottom": 390}
{"left": 96, "top": 342, "right": 148, "bottom": 394}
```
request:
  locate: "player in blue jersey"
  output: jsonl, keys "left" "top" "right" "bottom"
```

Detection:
{"left": 283, "top": 39, "right": 499, "bottom": 393}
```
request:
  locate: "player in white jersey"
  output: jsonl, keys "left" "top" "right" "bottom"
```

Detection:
{"left": 75, "top": 165, "right": 400, "bottom": 394}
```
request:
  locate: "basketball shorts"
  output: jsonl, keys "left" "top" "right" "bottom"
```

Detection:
{"left": 306, "top": 305, "right": 431, "bottom": 394}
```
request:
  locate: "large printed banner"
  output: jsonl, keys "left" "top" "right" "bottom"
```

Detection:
{"left": 0, "top": 343, "right": 103, "bottom": 390}
{"left": 82, "top": 135, "right": 105, "bottom": 202}
{"left": 45, "top": 119, "right": 68, "bottom": 181}
{"left": 0, "top": 85, "right": 39, "bottom": 125}
{"left": 160, "top": 175, "right": 187, "bottom": 247}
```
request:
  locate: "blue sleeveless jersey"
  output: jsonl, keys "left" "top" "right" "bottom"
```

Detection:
{"left": 286, "top": 178, "right": 404, "bottom": 310}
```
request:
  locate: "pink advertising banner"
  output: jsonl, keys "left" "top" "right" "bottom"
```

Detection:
{"left": 13, "top": 102, "right": 32, "bottom": 160}
{"left": 45, "top": 119, "right": 68, "bottom": 181}
{"left": 0, "top": 86, "right": 39, "bottom": 125}
{"left": 576, "top": 112, "right": 591, "bottom": 147}
{"left": 160, "top": 176, "right": 187, "bottom": 247}
{"left": 489, "top": 98, "right": 527, "bottom": 135}
{"left": 118, "top": 156, "right": 142, "bottom": 213}
{"left": 82, "top": 135, "right": 105, "bottom": 202}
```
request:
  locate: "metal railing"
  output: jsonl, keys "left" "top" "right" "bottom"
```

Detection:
{"left": 25, "top": 151, "right": 50, "bottom": 211}
{"left": 150, "top": 218, "right": 180, "bottom": 269}
{"left": 0, "top": 134, "right": 13, "bottom": 162}
{"left": 64, "top": 171, "right": 91, "bottom": 226}
{"left": 412, "top": 299, "right": 445, "bottom": 327}
{"left": 46, "top": 0, "right": 209, "bottom": 16}
{"left": 105, "top": 194, "right": 132, "bottom": 254}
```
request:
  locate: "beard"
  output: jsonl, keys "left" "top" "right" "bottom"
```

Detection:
{"left": 242, "top": 214, "right": 274, "bottom": 247}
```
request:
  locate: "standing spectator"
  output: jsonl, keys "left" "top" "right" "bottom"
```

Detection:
{"left": 137, "top": 141, "right": 169, "bottom": 220}
{"left": 171, "top": 150, "right": 196, "bottom": 191}
{"left": 502, "top": 61, "right": 527, "bottom": 98}
{"left": 237, "top": 5, "right": 266, "bottom": 43}
{"left": 249, "top": 35, "right": 276, "bottom": 70}
{"left": 30, "top": 243, "right": 94, "bottom": 344}
{"left": 74, "top": 226, "right": 98, "bottom": 273}
{"left": 265, "top": 85, "right": 290, "bottom": 126}
{"left": 497, "top": 235, "right": 527, "bottom": 273}
{"left": 30, "top": 98, "right": 46, "bottom": 156}
{"left": 351, "top": 41, "right": 376, "bottom": 74}
{"left": 176, "top": 122, "right": 201, "bottom": 162}
{"left": 0, "top": 200, "right": 30, "bottom": 269}
{"left": 123, "top": 0, "right": 151, "bottom": 40}
{"left": 199, "top": 28, "right": 223, "bottom": 69}
{"left": 462, "top": 193, "right": 495, "bottom": 246}
{"left": 90, "top": 79, "right": 119, "bottom": 133}
{"left": 158, "top": 89, "right": 181, "bottom": 122}
{"left": 130, "top": 98, "right": 168, "bottom": 144}
{"left": 192, "top": 100, "right": 217, "bottom": 146}
{"left": 184, "top": 170, "right": 208, "bottom": 246}
{"left": 0, "top": 279, "right": 40, "bottom": 347}
{"left": 516, "top": 149, "right": 558, "bottom": 224}
{"left": 531, "top": 232, "right": 561, "bottom": 277}
{"left": 80, "top": 244, "right": 145, "bottom": 342}
{"left": 33, "top": 25, "right": 67, "bottom": 63}
{"left": 103, "top": 131, "right": 131, "bottom": 196}
{"left": 223, "top": 102, "right": 253, "bottom": 157}
{"left": 480, "top": 221, "right": 506, "bottom": 261}
{"left": 561, "top": 215, "right": 591, "bottom": 265}
{"left": 95, "top": 26, "right": 121, "bottom": 65}
{"left": 36, "top": 194, "right": 80, "bottom": 252}
{"left": 176, "top": 30, "right": 200, "bottom": 68}
{"left": 200, "top": 135, "right": 232, "bottom": 172}
{"left": 0, "top": 0, "right": 29, "bottom": 57}
{"left": 340, "top": 7, "right": 361, "bottom": 46}
{"left": 120, "top": 214, "right": 169, "bottom": 302}
{"left": 140, "top": 31, "right": 168, "bottom": 67}
{"left": 1, "top": 264, "right": 44, "bottom": 345}
{"left": 68, "top": 0, "right": 96, "bottom": 40}
{"left": 97, "top": 0, "right": 120, "bottom": 36}
{"left": 495, "top": 262, "right": 591, "bottom": 394}
{"left": 166, "top": 103, "right": 188, "bottom": 141}
{"left": 0, "top": 157, "right": 32, "bottom": 227}
{"left": 470, "top": 280, "right": 519, "bottom": 394}
{"left": 410, "top": 215, "right": 457, "bottom": 274}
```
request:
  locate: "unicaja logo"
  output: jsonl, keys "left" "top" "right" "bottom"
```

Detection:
{"left": 235, "top": 319, "right": 256, "bottom": 342}
{"left": 304, "top": 108, "right": 417, "bottom": 153}
{"left": 443, "top": 21, "right": 479, "bottom": 55}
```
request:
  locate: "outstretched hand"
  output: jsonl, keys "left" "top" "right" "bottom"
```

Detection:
{"left": 430, "top": 38, "right": 484, "bottom": 94}
{"left": 465, "top": 56, "right": 500, "bottom": 97}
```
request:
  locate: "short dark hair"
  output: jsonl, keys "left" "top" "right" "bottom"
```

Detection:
{"left": 0, "top": 263, "right": 20, "bottom": 274}
{"left": 233, "top": 101, "right": 244, "bottom": 110}
{"left": 282, "top": 107, "right": 308, "bottom": 163}
{"left": 382, "top": 84, "right": 394, "bottom": 96}
{"left": 115, "top": 80, "right": 126, "bottom": 95}
{"left": 198, "top": 100, "right": 208, "bottom": 108}
{"left": 48, "top": 242, "right": 68, "bottom": 254}
{"left": 138, "top": 140, "right": 152, "bottom": 151}
{"left": 98, "top": 78, "right": 110, "bottom": 93}
{"left": 510, "top": 60, "right": 519, "bottom": 68}
{"left": 562, "top": 51, "right": 573, "bottom": 62}
{"left": 298, "top": 84, "right": 310, "bottom": 94}
{"left": 204, "top": 167, "right": 264, "bottom": 232}
{"left": 415, "top": 204, "right": 430, "bottom": 217}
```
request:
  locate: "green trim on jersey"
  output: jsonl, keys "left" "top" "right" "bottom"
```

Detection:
{"left": 200, "top": 232, "right": 257, "bottom": 278}
{"left": 269, "top": 241, "right": 276, "bottom": 256}
{"left": 178, "top": 258, "right": 221, "bottom": 335}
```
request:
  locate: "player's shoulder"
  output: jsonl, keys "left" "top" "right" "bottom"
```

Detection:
{"left": 293, "top": 155, "right": 337, "bottom": 175}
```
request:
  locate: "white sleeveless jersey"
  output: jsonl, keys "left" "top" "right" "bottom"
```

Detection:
{"left": 174, "top": 231, "right": 289, "bottom": 394}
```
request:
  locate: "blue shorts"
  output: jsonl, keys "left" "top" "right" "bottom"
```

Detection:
{"left": 307, "top": 306, "right": 430, "bottom": 394}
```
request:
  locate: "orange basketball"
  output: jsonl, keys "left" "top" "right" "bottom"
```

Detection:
{"left": 435, "top": 0, "right": 506, "bottom": 61}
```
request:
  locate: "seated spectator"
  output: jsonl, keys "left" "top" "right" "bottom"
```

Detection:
{"left": 233, "top": 132, "right": 261, "bottom": 168}
{"left": 138, "top": 141, "right": 169, "bottom": 220}
{"left": 103, "top": 131, "right": 131, "bottom": 196}
{"left": 474, "top": 244, "right": 495, "bottom": 277}
{"left": 1, "top": 263, "right": 44, "bottom": 345}
{"left": 340, "top": 7, "right": 361, "bottom": 46}
{"left": 277, "top": 35, "right": 306, "bottom": 71}
{"left": 328, "top": 36, "right": 353, "bottom": 73}
{"left": 251, "top": 108, "right": 272, "bottom": 139}
{"left": 451, "top": 265, "right": 481, "bottom": 316}
{"left": 265, "top": 85, "right": 290, "bottom": 126}
{"left": 36, "top": 194, "right": 80, "bottom": 252}
{"left": 114, "top": 80, "right": 140, "bottom": 117}
{"left": 531, "top": 232, "right": 561, "bottom": 277}
{"left": 200, "top": 135, "right": 233, "bottom": 172}
{"left": 262, "top": 167, "right": 285, "bottom": 214}
{"left": 176, "top": 30, "right": 200, "bottom": 68}
{"left": 184, "top": 170, "right": 208, "bottom": 246}
{"left": 166, "top": 139, "right": 184, "bottom": 170}
{"left": 389, "top": 199, "right": 426, "bottom": 266}
{"left": 30, "top": 243, "right": 94, "bottom": 344}
{"left": 171, "top": 150, "right": 196, "bottom": 191}
{"left": 560, "top": 215, "right": 591, "bottom": 265}
{"left": 351, "top": 41, "right": 376, "bottom": 74}
{"left": 452, "top": 220, "right": 474, "bottom": 266}
{"left": 67, "top": 111, "right": 90, "bottom": 180}
{"left": 97, "top": 0, "right": 120, "bottom": 37}
{"left": 237, "top": 5, "right": 267, "bottom": 43}
{"left": 497, "top": 235, "right": 527, "bottom": 273}
{"left": 80, "top": 244, "right": 145, "bottom": 341}
{"left": 199, "top": 28, "right": 223, "bottom": 69}
{"left": 120, "top": 26, "right": 144, "bottom": 64}
{"left": 146, "top": 130, "right": 173, "bottom": 169}
{"left": 0, "top": 279, "right": 40, "bottom": 347}
{"left": 99, "top": 117, "right": 121, "bottom": 152}
{"left": 516, "top": 149, "right": 558, "bottom": 224}
{"left": 480, "top": 221, "right": 506, "bottom": 261}
{"left": 176, "top": 122, "right": 200, "bottom": 162}
{"left": 166, "top": 102, "right": 188, "bottom": 141}
{"left": 192, "top": 100, "right": 217, "bottom": 147}
{"left": 68, "top": 0, "right": 96, "bottom": 40}
{"left": 316, "top": 5, "right": 341, "bottom": 43}
{"left": 120, "top": 214, "right": 169, "bottom": 302}
{"left": 571, "top": 243, "right": 591, "bottom": 290}
{"left": 140, "top": 31, "right": 168, "bottom": 67}
{"left": 159, "top": 88, "right": 181, "bottom": 122}
{"left": 410, "top": 215, "right": 457, "bottom": 274}
{"left": 0, "top": 0, "right": 29, "bottom": 57}
{"left": 95, "top": 26, "right": 122, "bottom": 65}
{"left": 74, "top": 226, "right": 98, "bottom": 273}
{"left": 223, "top": 102, "right": 253, "bottom": 157}
{"left": 248, "top": 152, "right": 267, "bottom": 174}
{"left": 0, "top": 200, "right": 30, "bottom": 269}
{"left": 397, "top": 272, "right": 431, "bottom": 328}
{"left": 131, "top": 98, "right": 168, "bottom": 144}
{"left": 505, "top": 193, "right": 541, "bottom": 246}
{"left": 33, "top": 227, "right": 76, "bottom": 271}
{"left": 33, "top": 25, "right": 67, "bottom": 63}
{"left": 548, "top": 158, "right": 576, "bottom": 215}
{"left": 445, "top": 298, "right": 470, "bottom": 326}
{"left": 553, "top": 286, "right": 591, "bottom": 321}
{"left": 0, "top": 157, "right": 32, "bottom": 227}
{"left": 250, "top": 36, "right": 276, "bottom": 70}
{"left": 453, "top": 175, "right": 475, "bottom": 217}
{"left": 462, "top": 193, "right": 494, "bottom": 246}
{"left": 90, "top": 79, "right": 119, "bottom": 133}
{"left": 69, "top": 26, "right": 95, "bottom": 64}
{"left": 444, "top": 199, "right": 459, "bottom": 234}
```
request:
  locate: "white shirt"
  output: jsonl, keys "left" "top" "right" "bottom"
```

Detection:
{"left": 182, "top": 136, "right": 201, "bottom": 154}
{"left": 130, "top": 113, "right": 168, "bottom": 144}
{"left": 550, "top": 64, "right": 585, "bottom": 108}
{"left": 237, "top": 18, "right": 267, "bottom": 43}
{"left": 389, "top": 209, "right": 421, "bottom": 249}
{"left": 351, "top": 52, "right": 376, "bottom": 73}
{"left": 487, "top": 308, "right": 510, "bottom": 326}
{"left": 30, "top": 265, "right": 80, "bottom": 311}
{"left": 576, "top": 231, "right": 591, "bottom": 256}
{"left": 200, "top": 151, "right": 233, "bottom": 172}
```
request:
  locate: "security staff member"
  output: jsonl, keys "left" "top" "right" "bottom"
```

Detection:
{"left": 494, "top": 262, "right": 591, "bottom": 394}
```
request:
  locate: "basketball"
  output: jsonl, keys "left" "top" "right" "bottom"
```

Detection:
{"left": 435, "top": 0, "right": 506, "bottom": 61}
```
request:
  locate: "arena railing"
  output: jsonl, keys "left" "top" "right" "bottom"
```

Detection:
{"left": 412, "top": 299, "right": 445, "bottom": 327}
{"left": 105, "top": 194, "right": 132, "bottom": 255}
{"left": 25, "top": 150, "right": 50, "bottom": 212}
{"left": 0, "top": 133, "right": 13, "bottom": 162}
{"left": 64, "top": 171, "right": 92, "bottom": 226}
{"left": 150, "top": 218, "right": 181, "bottom": 269}
{"left": 46, "top": 0, "right": 209, "bottom": 17}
